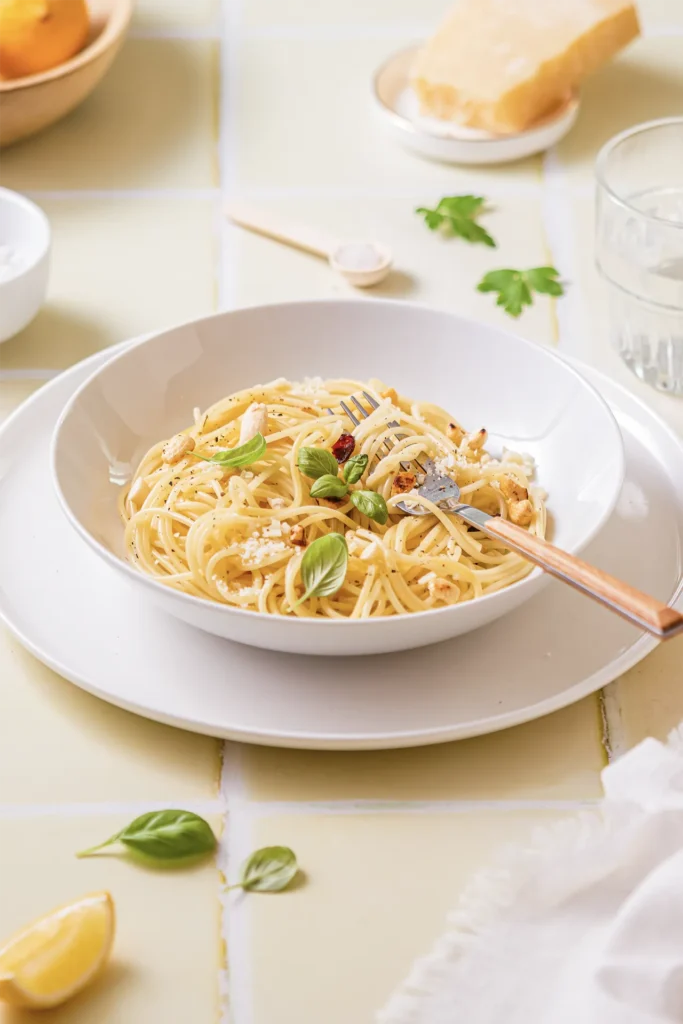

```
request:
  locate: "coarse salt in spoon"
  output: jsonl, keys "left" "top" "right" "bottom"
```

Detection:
{"left": 225, "top": 202, "right": 393, "bottom": 288}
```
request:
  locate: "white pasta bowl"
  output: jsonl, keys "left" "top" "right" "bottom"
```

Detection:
{"left": 51, "top": 300, "right": 624, "bottom": 656}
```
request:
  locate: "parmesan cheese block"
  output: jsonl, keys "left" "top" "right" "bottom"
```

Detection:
{"left": 412, "top": 0, "right": 640, "bottom": 134}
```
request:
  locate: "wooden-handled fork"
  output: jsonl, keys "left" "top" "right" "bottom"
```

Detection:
{"left": 341, "top": 391, "right": 683, "bottom": 640}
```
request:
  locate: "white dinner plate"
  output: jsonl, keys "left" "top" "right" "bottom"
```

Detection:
{"left": 372, "top": 46, "right": 580, "bottom": 165}
{"left": 0, "top": 345, "right": 682, "bottom": 749}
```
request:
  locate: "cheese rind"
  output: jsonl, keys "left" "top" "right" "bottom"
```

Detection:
{"left": 412, "top": 0, "right": 640, "bottom": 134}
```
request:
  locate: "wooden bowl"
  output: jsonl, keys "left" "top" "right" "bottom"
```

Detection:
{"left": 0, "top": 0, "right": 133, "bottom": 148}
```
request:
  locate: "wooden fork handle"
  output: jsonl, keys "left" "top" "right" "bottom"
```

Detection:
{"left": 479, "top": 515, "right": 683, "bottom": 640}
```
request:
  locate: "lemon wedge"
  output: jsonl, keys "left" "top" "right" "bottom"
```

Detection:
{"left": 0, "top": 892, "right": 114, "bottom": 1009}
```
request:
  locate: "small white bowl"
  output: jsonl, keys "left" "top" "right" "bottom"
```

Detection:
{"left": 372, "top": 46, "right": 580, "bottom": 165}
{"left": 52, "top": 300, "right": 624, "bottom": 657}
{"left": 0, "top": 188, "right": 50, "bottom": 343}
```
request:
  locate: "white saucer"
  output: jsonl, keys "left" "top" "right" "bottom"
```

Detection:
{"left": 372, "top": 46, "right": 580, "bottom": 165}
{"left": 1, "top": 346, "right": 682, "bottom": 750}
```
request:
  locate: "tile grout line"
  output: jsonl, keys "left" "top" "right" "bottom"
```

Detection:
{"left": 540, "top": 145, "right": 626, "bottom": 765}
{"left": 0, "top": 368, "right": 60, "bottom": 380}
{"left": 21, "top": 183, "right": 555, "bottom": 201}
{"left": 0, "top": 797, "right": 600, "bottom": 819}
{"left": 126, "top": 23, "right": 683, "bottom": 41}
{"left": 220, "top": 746, "right": 255, "bottom": 1024}
{"left": 540, "top": 147, "right": 586, "bottom": 354}
{"left": 216, "top": 0, "right": 241, "bottom": 311}
{"left": 23, "top": 188, "right": 221, "bottom": 201}
{"left": 215, "top": 0, "right": 253, "bottom": 1015}
{"left": 214, "top": 797, "right": 600, "bottom": 818}
{"left": 599, "top": 684, "right": 630, "bottom": 761}
{"left": 0, "top": 799, "right": 225, "bottom": 819}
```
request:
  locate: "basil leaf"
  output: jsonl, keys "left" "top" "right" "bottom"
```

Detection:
{"left": 236, "top": 846, "right": 298, "bottom": 893}
{"left": 294, "top": 533, "right": 348, "bottom": 607}
{"left": 309, "top": 474, "right": 348, "bottom": 500}
{"left": 76, "top": 810, "right": 217, "bottom": 861}
{"left": 350, "top": 489, "right": 389, "bottom": 525}
{"left": 297, "top": 446, "right": 339, "bottom": 479}
{"left": 194, "top": 432, "right": 267, "bottom": 469}
{"left": 343, "top": 454, "right": 369, "bottom": 485}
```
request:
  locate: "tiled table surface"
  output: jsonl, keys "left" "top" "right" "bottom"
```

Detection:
{"left": 1, "top": 2, "right": 683, "bottom": 1020}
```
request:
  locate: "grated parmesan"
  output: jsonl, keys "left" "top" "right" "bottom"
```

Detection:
{"left": 262, "top": 519, "right": 283, "bottom": 538}
{"left": 293, "top": 376, "right": 325, "bottom": 395}
{"left": 239, "top": 531, "right": 288, "bottom": 565}
{"left": 433, "top": 452, "right": 457, "bottom": 476}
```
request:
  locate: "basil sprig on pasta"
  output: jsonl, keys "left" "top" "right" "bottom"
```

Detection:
{"left": 343, "top": 454, "right": 368, "bottom": 484}
{"left": 193, "top": 432, "right": 267, "bottom": 468}
{"left": 350, "top": 489, "right": 388, "bottom": 525}
{"left": 294, "top": 533, "right": 348, "bottom": 606}
{"left": 309, "top": 474, "right": 349, "bottom": 500}
{"left": 299, "top": 447, "right": 385, "bottom": 522}
{"left": 297, "top": 446, "right": 339, "bottom": 479}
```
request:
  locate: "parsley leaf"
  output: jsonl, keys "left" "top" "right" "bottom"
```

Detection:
{"left": 416, "top": 195, "right": 496, "bottom": 248}
{"left": 477, "top": 267, "right": 564, "bottom": 317}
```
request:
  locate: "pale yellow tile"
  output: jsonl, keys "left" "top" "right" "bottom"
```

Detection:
{"left": 0, "top": 632, "right": 220, "bottom": 803}
{"left": 0, "top": 197, "right": 216, "bottom": 371}
{"left": 134, "top": 0, "right": 219, "bottom": 29}
{"left": 236, "top": 37, "right": 541, "bottom": 188}
{"left": 609, "top": 643, "right": 683, "bottom": 748}
{"left": 243, "top": 0, "right": 448, "bottom": 26}
{"left": 0, "top": 815, "right": 221, "bottom": 1024}
{"left": 236, "top": 697, "right": 604, "bottom": 801}
{"left": 232, "top": 193, "right": 556, "bottom": 344}
{"left": 0, "top": 39, "right": 218, "bottom": 190}
{"left": 0, "top": 380, "right": 43, "bottom": 420}
{"left": 249, "top": 810, "right": 564, "bottom": 1024}
{"left": 556, "top": 38, "right": 683, "bottom": 184}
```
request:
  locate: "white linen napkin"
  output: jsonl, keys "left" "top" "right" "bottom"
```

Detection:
{"left": 379, "top": 727, "right": 683, "bottom": 1024}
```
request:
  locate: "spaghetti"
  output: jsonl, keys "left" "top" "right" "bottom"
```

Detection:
{"left": 121, "top": 377, "right": 547, "bottom": 618}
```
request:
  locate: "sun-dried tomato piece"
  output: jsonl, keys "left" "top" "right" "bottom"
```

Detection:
{"left": 332, "top": 433, "right": 355, "bottom": 464}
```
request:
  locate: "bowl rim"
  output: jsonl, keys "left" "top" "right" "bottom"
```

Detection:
{"left": 51, "top": 298, "right": 626, "bottom": 630}
{"left": 371, "top": 43, "right": 581, "bottom": 145}
{"left": 0, "top": 0, "right": 133, "bottom": 94}
{"left": 0, "top": 186, "right": 51, "bottom": 284}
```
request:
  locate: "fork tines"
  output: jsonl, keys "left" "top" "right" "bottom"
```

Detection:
{"left": 338, "top": 392, "right": 425, "bottom": 474}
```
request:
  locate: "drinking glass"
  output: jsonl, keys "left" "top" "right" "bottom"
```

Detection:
{"left": 596, "top": 118, "right": 683, "bottom": 394}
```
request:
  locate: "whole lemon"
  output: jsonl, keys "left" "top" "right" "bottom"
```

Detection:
{"left": 0, "top": 0, "right": 90, "bottom": 80}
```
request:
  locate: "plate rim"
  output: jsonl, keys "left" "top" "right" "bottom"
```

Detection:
{"left": 0, "top": 341, "right": 679, "bottom": 749}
